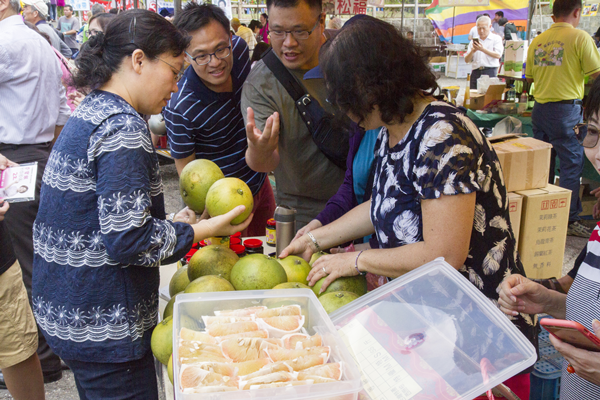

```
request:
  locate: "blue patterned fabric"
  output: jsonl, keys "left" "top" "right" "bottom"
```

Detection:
{"left": 32, "top": 91, "right": 194, "bottom": 363}
{"left": 370, "top": 101, "right": 537, "bottom": 347}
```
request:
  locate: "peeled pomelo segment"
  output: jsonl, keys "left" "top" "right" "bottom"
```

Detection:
{"left": 207, "top": 321, "right": 259, "bottom": 337}
{"left": 257, "top": 315, "right": 305, "bottom": 338}
{"left": 180, "top": 353, "right": 230, "bottom": 364}
{"left": 298, "top": 375, "right": 338, "bottom": 384}
{"left": 191, "top": 362, "right": 237, "bottom": 378}
{"left": 183, "top": 386, "right": 239, "bottom": 393}
{"left": 216, "top": 329, "right": 269, "bottom": 342}
{"left": 179, "top": 340, "right": 226, "bottom": 359}
{"left": 233, "top": 359, "right": 271, "bottom": 376}
{"left": 180, "top": 366, "right": 236, "bottom": 390}
{"left": 282, "top": 333, "right": 322, "bottom": 350}
{"left": 256, "top": 305, "right": 301, "bottom": 318}
{"left": 284, "top": 354, "right": 327, "bottom": 371}
{"left": 215, "top": 306, "right": 267, "bottom": 317}
{"left": 239, "top": 361, "right": 293, "bottom": 380}
{"left": 266, "top": 346, "right": 331, "bottom": 363}
{"left": 180, "top": 327, "right": 218, "bottom": 344}
{"left": 202, "top": 315, "right": 255, "bottom": 326}
{"left": 297, "top": 362, "right": 343, "bottom": 381}
{"left": 248, "top": 381, "right": 311, "bottom": 390}
{"left": 239, "top": 371, "right": 294, "bottom": 390}
{"left": 220, "top": 337, "right": 279, "bottom": 362}
{"left": 263, "top": 338, "right": 283, "bottom": 347}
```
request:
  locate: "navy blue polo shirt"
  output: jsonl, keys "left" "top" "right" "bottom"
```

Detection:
{"left": 164, "top": 35, "right": 265, "bottom": 196}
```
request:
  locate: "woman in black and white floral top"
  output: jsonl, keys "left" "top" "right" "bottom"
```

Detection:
{"left": 281, "top": 16, "right": 536, "bottom": 398}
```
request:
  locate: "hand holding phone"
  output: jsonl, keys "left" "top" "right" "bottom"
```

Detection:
{"left": 541, "top": 318, "right": 600, "bottom": 351}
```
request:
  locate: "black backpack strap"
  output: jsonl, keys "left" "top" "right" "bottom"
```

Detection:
{"left": 261, "top": 48, "right": 308, "bottom": 102}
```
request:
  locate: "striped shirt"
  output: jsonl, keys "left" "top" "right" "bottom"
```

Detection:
{"left": 164, "top": 35, "right": 266, "bottom": 196}
{"left": 562, "top": 223, "right": 600, "bottom": 399}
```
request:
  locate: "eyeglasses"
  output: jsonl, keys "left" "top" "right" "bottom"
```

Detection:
{"left": 269, "top": 15, "right": 321, "bottom": 41}
{"left": 155, "top": 58, "right": 185, "bottom": 82}
{"left": 186, "top": 40, "right": 232, "bottom": 66}
{"left": 575, "top": 123, "right": 600, "bottom": 148}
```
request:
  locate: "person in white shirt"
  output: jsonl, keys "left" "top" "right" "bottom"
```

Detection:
{"left": 464, "top": 15, "right": 503, "bottom": 89}
{"left": 468, "top": 13, "right": 492, "bottom": 41}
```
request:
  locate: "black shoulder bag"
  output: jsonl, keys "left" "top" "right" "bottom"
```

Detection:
{"left": 261, "top": 48, "right": 350, "bottom": 169}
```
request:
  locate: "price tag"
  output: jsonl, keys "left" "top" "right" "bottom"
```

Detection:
{"left": 338, "top": 319, "right": 422, "bottom": 400}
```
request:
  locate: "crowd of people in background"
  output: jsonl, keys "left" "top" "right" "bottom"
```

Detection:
{"left": 2, "top": 0, "right": 600, "bottom": 399}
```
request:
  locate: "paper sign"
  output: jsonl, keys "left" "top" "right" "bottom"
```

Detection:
{"left": 71, "top": 0, "right": 90, "bottom": 11}
{"left": 338, "top": 319, "right": 423, "bottom": 400}
{"left": 0, "top": 163, "right": 38, "bottom": 203}
{"left": 336, "top": 0, "right": 367, "bottom": 14}
{"left": 212, "top": 0, "right": 232, "bottom": 20}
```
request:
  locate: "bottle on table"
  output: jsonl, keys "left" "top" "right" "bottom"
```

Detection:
{"left": 464, "top": 73, "right": 471, "bottom": 109}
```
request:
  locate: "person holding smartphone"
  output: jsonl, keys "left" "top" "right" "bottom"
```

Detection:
{"left": 498, "top": 76, "right": 600, "bottom": 399}
{"left": 464, "top": 15, "right": 503, "bottom": 89}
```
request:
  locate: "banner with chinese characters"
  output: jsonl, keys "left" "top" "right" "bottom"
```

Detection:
{"left": 335, "top": 0, "right": 367, "bottom": 14}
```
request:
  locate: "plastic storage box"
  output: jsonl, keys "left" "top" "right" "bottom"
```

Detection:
{"left": 530, "top": 317, "right": 563, "bottom": 400}
{"left": 172, "top": 289, "right": 363, "bottom": 400}
{"left": 330, "top": 259, "right": 537, "bottom": 400}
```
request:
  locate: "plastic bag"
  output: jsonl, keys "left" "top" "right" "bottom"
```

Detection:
{"left": 492, "top": 116, "right": 522, "bottom": 137}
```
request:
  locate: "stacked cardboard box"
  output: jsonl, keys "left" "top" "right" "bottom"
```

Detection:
{"left": 490, "top": 135, "right": 571, "bottom": 279}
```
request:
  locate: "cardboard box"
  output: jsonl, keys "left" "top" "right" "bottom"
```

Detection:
{"left": 490, "top": 136, "right": 552, "bottom": 192}
{"left": 515, "top": 184, "right": 571, "bottom": 279}
{"left": 430, "top": 62, "right": 446, "bottom": 73}
{"left": 429, "top": 56, "right": 447, "bottom": 63}
{"left": 503, "top": 40, "right": 528, "bottom": 78}
{"left": 468, "top": 84, "right": 506, "bottom": 110}
{"left": 508, "top": 192, "right": 523, "bottom": 243}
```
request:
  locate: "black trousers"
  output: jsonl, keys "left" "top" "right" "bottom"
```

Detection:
{"left": 0, "top": 142, "right": 61, "bottom": 376}
{"left": 470, "top": 67, "right": 498, "bottom": 89}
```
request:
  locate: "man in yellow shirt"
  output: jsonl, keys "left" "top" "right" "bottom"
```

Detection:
{"left": 231, "top": 17, "right": 257, "bottom": 57}
{"left": 526, "top": 0, "right": 600, "bottom": 237}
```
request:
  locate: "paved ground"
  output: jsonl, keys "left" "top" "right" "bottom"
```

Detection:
{"left": 0, "top": 76, "right": 592, "bottom": 399}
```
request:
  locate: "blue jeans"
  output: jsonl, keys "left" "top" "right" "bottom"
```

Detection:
{"left": 532, "top": 101, "right": 583, "bottom": 222}
{"left": 63, "top": 349, "right": 159, "bottom": 400}
{"left": 49, "top": 4, "right": 57, "bottom": 20}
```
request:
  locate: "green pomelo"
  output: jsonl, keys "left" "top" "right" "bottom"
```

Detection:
{"left": 188, "top": 245, "right": 239, "bottom": 282}
{"left": 319, "top": 291, "right": 360, "bottom": 314}
{"left": 278, "top": 255, "right": 312, "bottom": 283}
{"left": 205, "top": 177, "right": 254, "bottom": 225}
{"left": 168, "top": 354, "right": 174, "bottom": 385}
{"left": 185, "top": 275, "right": 235, "bottom": 294}
{"left": 163, "top": 292, "right": 182, "bottom": 320}
{"left": 151, "top": 315, "right": 198, "bottom": 365}
{"left": 179, "top": 159, "right": 224, "bottom": 213}
{"left": 230, "top": 254, "right": 288, "bottom": 290}
{"left": 312, "top": 275, "right": 367, "bottom": 297}
{"left": 272, "top": 282, "right": 312, "bottom": 290}
{"left": 309, "top": 251, "right": 328, "bottom": 266}
{"left": 169, "top": 265, "right": 190, "bottom": 297}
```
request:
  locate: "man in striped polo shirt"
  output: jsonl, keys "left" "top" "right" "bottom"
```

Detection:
{"left": 164, "top": 3, "right": 275, "bottom": 236}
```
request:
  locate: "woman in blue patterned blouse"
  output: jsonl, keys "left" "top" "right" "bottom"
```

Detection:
{"left": 281, "top": 16, "right": 535, "bottom": 398}
{"left": 32, "top": 10, "right": 252, "bottom": 399}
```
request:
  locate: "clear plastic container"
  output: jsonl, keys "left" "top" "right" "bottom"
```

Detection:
{"left": 330, "top": 258, "right": 537, "bottom": 400}
{"left": 172, "top": 289, "right": 363, "bottom": 400}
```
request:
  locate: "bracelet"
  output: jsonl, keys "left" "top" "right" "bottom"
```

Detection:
{"left": 355, "top": 250, "right": 366, "bottom": 276}
{"left": 307, "top": 232, "right": 321, "bottom": 252}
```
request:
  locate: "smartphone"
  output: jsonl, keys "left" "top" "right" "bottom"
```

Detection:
{"left": 473, "top": 38, "right": 480, "bottom": 45}
{"left": 540, "top": 318, "right": 600, "bottom": 351}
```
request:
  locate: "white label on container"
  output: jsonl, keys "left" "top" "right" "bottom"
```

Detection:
{"left": 338, "top": 319, "right": 422, "bottom": 400}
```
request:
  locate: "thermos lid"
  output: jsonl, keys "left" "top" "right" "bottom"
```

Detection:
{"left": 274, "top": 205, "right": 296, "bottom": 222}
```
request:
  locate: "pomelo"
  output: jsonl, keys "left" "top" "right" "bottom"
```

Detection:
{"left": 272, "top": 282, "right": 311, "bottom": 290}
{"left": 151, "top": 316, "right": 174, "bottom": 365}
{"left": 179, "top": 159, "right": 224, "bottom": 213}
{"left": 184, "top": 275, "right": 235, "bottom": 294}
{"left": 309, "top": 251, "right": 328, "bottom": 266}
{"left": 169, "top": 265, "right": 190, "bottom": 297}
{"left": 188, "top": 245, "right": 239, "bottom": 282}
{"left": 319, "top": 291, "right": 360, "bottom": 314}
{"left": 278, "top": 256, "right": 311, "bottom": 283}
{"left": 312, "top": 275, "right": 367, "bottom": 298}
{"left": 205, "top": 177, "right": 253, "bottom": 225}
{"left": 167, "top": 354, "right": 174, "bottom": 385}
{"left": 163, "top": 292, "right": 181, "bottom": 319}
{"left": 230, "top": 254, "right": 288, "bottom": 290}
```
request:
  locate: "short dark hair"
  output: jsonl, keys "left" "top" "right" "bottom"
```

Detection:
{"left": 407, "top": 31, "right": 414, "bottom": 35}
{"left": 109, "top": 7, "right": 119, "bottom": 14}
{"left": 251, "top": 42, "right": 270, "bottom": 63}
{"left": 495, "top": 11, "right": 504, "bottom": 17}
{"left": 88, "top": 12, "right": 115, "bottom": 31}
{"left": 173, "top": 3, "right": 230, "bottom": 36}
{"left": 73, "top": 9, "right": 189, "bottom": 90}
{"left": 553, "top": 0, "right": 583, "bottom": 17}
{"left": 320, "top": 16, "right": 437, "bottom": 125}
{"left": 498, "top": 17, "right": 508, "bottom": 26}
{"left": 65, "top": 4, "right": 73, "bottom": 11}
{"left": 483, "top": 13, "right": 490, "bottom": 17}
{"left": 585, "top": 76, "right": 600, "bottom": 121}
{"left": 248, "top": 19, "right": 262, "bottom": 31}
{"left": 261, "top": 12, "right": 268, "bottom": 19}
{"left": 266, "top": 0, "right": 322, "bottom": 12}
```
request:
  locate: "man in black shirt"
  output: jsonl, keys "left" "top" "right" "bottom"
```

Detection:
{"left": 0, "top": 152, "right": 44, "bottom": 399}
